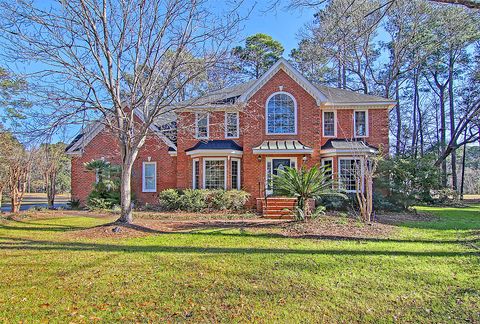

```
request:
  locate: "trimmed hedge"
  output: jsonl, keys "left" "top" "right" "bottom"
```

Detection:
{"left": 158, "top": 189, "right": 250, "bottom": 212}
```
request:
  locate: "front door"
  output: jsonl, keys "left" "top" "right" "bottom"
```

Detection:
{"left": 266, "top": 157, "right": 296, "bottom": 195}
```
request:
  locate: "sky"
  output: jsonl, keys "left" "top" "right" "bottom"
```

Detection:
{"left": 3, "top": 1, "right": 317, "bottom": 144}
{"left": 225, "top": 1, "right": 316, "bottom": 55}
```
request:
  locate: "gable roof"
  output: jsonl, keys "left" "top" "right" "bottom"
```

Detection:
{"left": 65, "top": 110, "right": 177, "bottom": 155}
{"left": 175, "top": 58, "right": 396, "bottom": 109}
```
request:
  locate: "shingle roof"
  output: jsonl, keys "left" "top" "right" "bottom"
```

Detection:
{"left": 314, "top": 85, "right": 394, "bottom": 104}
{"left": 185, "top": 140, "right": 243, "bottom": 152}
{"left": 321, "top": 139, "right": 377, "bottom": 151}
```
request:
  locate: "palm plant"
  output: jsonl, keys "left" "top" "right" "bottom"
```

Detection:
{"left": 273, "top": 165, "right": 346, "bottom": 221}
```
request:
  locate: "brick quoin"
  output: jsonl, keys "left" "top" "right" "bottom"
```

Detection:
{"left": 70, "top": 68, "right": 390, "bottom": 209}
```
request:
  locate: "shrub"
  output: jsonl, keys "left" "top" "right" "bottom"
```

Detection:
{"left": 225, "top": 190, "right": 250, "bottom": 211}
{"left": 158, "top": 189, "right": 180, "bottom": 210}
{"left": 179, "top": 189, "right": 207, "bottom": 212}
{"left": 67, "top": 199, "right": 81, "bottom": 209}
{"left": 157, "top": 189, "right": 250, "bottom": 212}
{"left": 84, "top": 160, "right": 122, "bottom": 210}
{"left": 375, "top": 154, "right": 442, "bottom": 209}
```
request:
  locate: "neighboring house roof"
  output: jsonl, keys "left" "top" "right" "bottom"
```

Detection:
{"left": 185, "top": 140, "right": 243, "bottom": 157}
{"left": 175, "top": 58, "right": 396, "bottom": 109}
{"left": 320, "top": 139, "right": 378, "bottom": 154}
{"left": 253, "top": 140, "right": 313, "bottom": 154}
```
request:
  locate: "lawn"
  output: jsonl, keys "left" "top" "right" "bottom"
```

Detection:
{"left": 0, "top": 206, "right": 478, "bottom": 322}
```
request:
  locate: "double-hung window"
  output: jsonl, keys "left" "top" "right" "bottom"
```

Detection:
{"left": 231, "top": 159, "right": 241, "bottom": 190}
{"left": 203, "top": 159, "right": 226, "bottom": 189}
{"left": 266, "top": 92, "right": 297, "bottom": 134}
{"left": 192, "top": 159, "right": 200, "bottom": 189}
{"left": 323, "top": 111, "right": 336, "bottom": 137}
{"left": 225, "top": 112, "right": 239, "bottom": 138}
{"left": 142, "top": 162, "right": 157, "bottom": 192}
{"left": 196, "top": 112, "right": 209, "bottom": 139}
{"left": 339, "top": 159, "right": 361, "bottom": 192}
{"left": 321, "top": 158, "right": 334, "bottom": 188}
{"left": 354, "top": 111, "right": 368, "bottom": 137}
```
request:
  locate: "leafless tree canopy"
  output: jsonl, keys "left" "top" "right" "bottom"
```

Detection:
{"left": 0, "top": 0, "right": 245, "bottom": 222}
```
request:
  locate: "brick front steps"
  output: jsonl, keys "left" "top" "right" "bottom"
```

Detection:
{"left": 256, "top": 197, "right": 297, "bottom": 220}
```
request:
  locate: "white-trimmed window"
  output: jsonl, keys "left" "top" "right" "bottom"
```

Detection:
{"left": 225, "top": 112, "right": 239, "bottom": 138}
{"left": 195, "top": 112, "right": 209, "bottom": 139}
{"left": 323, "top": 111, "right": 336, "bottom": 137}
{"left": 142, "top": 162, "right": 157, "bottom": 192}
{"left": 266, "top": 92, "right": 297, "bottom": 135}
{"left": 354, "top": 110, "right": 368, "bottom": 137}
{"left": 339, "top": 158, "right": 362, "bottom": 193}
{"left": 192, "top": 159, "right": 200, "bottom": 189}
{"left": 231, "top": 158, "right": 241, "bottom": 190}
{"left": 203, "top": 158, "right": 226, "bottom": 189}
{"left": 321, "top": 158, "right": 334, "bottom": 187}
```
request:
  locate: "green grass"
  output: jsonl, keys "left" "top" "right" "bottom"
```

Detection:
{"left": 0, "top": 206, "right": 479, "bottom": 322}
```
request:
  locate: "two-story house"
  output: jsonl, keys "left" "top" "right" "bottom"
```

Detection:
{"left": 66, "top": 58, "right": 395, "bottom": 212}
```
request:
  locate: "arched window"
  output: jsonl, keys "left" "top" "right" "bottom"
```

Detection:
{"left": 266, "top": 92, "right": 297, "bottom": 134}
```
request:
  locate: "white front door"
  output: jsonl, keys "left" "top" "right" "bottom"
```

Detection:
{"left": 265, "top": 157, "right": 297, "bottom": 195}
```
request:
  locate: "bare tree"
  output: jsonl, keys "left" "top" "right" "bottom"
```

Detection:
{"left": 0, "top": 0, "right": 244, "bottom": 223}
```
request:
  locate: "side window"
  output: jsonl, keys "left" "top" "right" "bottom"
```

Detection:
{"left": 196, "top": 113, "right": 209, "bottom": 139}
{"left": 142, "top": 162, "right": 157, "bottom": 192}
{"left": 321, "top": 159, "right": 334, "bottom": 188}
{"left": 225, "top": 112, "right": 239, "bottom": 138}
{"left": 354, "top": 111, "right": 368, "bottom": 137}
{"left": 192, "top": 159, "right": 200, "bottom": 189}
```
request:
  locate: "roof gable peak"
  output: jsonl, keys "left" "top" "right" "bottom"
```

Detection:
{"left": 238, "top": 58, "right": 327, "bottom": 105}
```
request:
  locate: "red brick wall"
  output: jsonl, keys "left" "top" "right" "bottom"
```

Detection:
{"left": 70, "top": 127, "right": 176, "bottom": 206}
{"left": 70, "top": 68, "right": 390, "bottom": 208}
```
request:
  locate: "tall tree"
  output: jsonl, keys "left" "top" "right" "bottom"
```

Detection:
{"left": 36, "top": 142, "right": 70, "bottom": 208}
{"left": 232, "top": 33, "right": 284, "bottom": 79}
{"left": 0, "top": 0, "right": 243, "bottom": 223}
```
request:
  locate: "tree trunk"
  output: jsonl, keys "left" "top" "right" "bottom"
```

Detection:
{"left": 116, "top": 141, "right": 140, "bottom": 224}
{"left": 460, "top": 139, "right": 467, "bottom": 200}
{"left": 448, "top": 53, "right": 457, "bottom": 191}
{"left": 411, "top": 71, "right": 419, "bottom": 157}
{"left": 439, "top": 90, "right": 447, "bottom": 187}
{"left": 47, "top": 173, "right": 56, "bottom": 208}
{"left": 395, "top": 79, "right": 402, "bottom": 156}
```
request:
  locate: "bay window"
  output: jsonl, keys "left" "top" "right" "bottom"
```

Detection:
{"left": 339, "top": 158, "right": 361, "bottom": 192}
{"left": 203, "top": 159, "right": 226, "bottom": 189}
{"left": 231, "top": 159, "right": 241, "bottom": 190}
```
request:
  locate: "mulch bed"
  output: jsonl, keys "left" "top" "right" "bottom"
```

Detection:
{"left": 280, "top": 215, "right": 397, "bottom": 240}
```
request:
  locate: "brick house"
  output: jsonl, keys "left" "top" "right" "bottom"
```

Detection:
{"left": 66, "top": 58, "right": 395, "bottom": 211}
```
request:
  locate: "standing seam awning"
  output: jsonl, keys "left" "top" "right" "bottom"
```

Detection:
{"left": 252, "top": 140, "right": 313, "bottom": 154}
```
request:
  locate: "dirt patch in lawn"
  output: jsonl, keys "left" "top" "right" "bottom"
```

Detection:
{"left": 72, "top": 218, "right": 288, "bottom": 239}
{"left": 280, "top": 215, "right": 397, "bottom": 240}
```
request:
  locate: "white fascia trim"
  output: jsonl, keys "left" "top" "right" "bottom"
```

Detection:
{"left": 176, "top": 104, "right": 244, "bottom": 112}
{"left": 186, "top": 149, "right": 243, "bottom": 157}
{"left": 65, "top": 121, "right": 105, "bottom": 155}
{"left": 238, "top": 58, "right": 327, "bottom": 105}
{"left": 323, "top": 102, "right": 396, "bottom": 109}
{"left": 168, "top": 151, "right": 177, "bottom": 157}
{"left": 253, "top": 149, "right": 314, "bottom": 155}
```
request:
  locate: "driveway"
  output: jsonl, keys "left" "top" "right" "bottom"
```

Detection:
{"left": 1, "top": 193, "right": 70, "bottom": 212}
